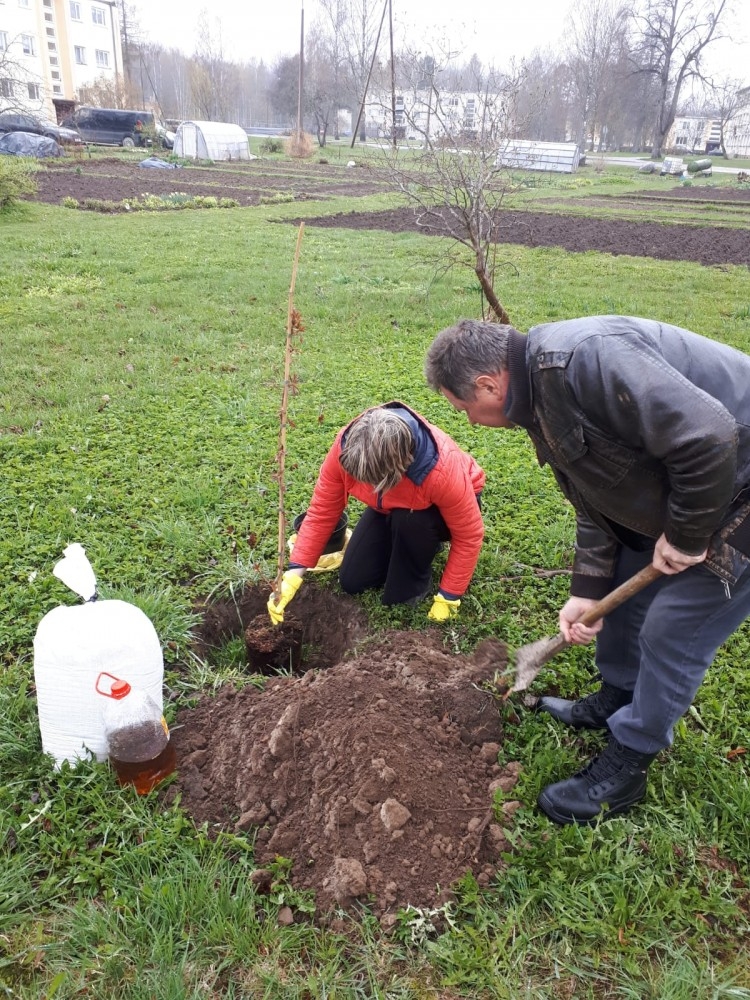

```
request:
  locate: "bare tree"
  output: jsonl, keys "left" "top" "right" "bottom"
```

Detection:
{"left": 565, "top": 0, "right": 630, "bottom": 150}
{"left": 305, "top": 27, "right": 338, "bottom": 145}
{"left": 190, "top": 10, "right": 239, "bottom": 121}
{"left": 78, "top": 72, "right": 142, "bottom": 109}
{"left": 268, "top": 54, "right": 300, "bottom": 126}
{"left": 375, "top": 60, "right": 538, "bottom": 324}
{"left": 628, "top": 0, "right": 731, "bottom": 157}
{"left": 117, "top": 0, "right": 142, "bottom": 97}
{"left": 341, "top": 0, "right": 387, "bottom": 140}
{"left": 707, "top": 74, "right": 747, "bottom": 156}
{"left": 516, "top": 51, "right": 573, "bottom": 142}
{"left": 315, "top": 0, "right": 349, "bottom": 138}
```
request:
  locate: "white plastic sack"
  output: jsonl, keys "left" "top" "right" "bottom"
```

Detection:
{"left": 33, "top": 544, "right": 164, "bottom": 768}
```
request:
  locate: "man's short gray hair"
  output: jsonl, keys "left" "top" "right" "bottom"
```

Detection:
{"left": 425, "top": 319, "right": 515, "bottom": 400}
{"left": 339, "top": 408, "right": 414, "bottom": 494}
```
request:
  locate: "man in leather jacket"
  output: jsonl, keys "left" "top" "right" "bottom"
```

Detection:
{"left": 425, "top": 315, "right": 750, "bottom": 825}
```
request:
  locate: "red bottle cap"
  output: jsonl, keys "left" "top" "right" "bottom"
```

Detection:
{"left": 110, "top": 680, "right": 131, "bottom": 699}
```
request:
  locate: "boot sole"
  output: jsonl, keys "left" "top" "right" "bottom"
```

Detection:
{"left": 537, "top": 788, "right": 646, "bottom": 826}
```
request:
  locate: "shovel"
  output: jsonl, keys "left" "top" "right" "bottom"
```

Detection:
{"left": 506, "top": 563, "right": 662, "bottom": 695}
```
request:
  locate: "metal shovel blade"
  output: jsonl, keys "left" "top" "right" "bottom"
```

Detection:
{"left": 508, "top": 633, "right": 568, "bottom": 694}
{"left": 505, "top": 563, "right": 662, "bottom": 696}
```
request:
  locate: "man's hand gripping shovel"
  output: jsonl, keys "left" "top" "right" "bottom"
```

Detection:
{"left": 502, "top": 564, "right": 662, "bottom": 696}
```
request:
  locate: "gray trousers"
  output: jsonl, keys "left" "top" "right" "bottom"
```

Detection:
{"left": 596, "top": 546, "right": 750, "bottom": 754}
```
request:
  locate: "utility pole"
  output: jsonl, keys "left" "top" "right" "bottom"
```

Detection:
{"left": 296, "top": 0, "right": 304, "bottom": 134}
{"left": 389, "top": 0, "right": 396, "bottom": 149}
{"left": 350, "top": 0, "right": 389, "bottom": 148}
{"left": 102, "top": 0, "right": 120, "bottom": 100}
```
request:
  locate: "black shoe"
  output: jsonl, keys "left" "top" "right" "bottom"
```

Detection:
{"left": 537, "top": 682, "right": 633, "bottom": 730}
{"left": 537, "top": 738, "right": 656, "bottom": 825}
{"left": 404, "top": 589, "right": 430, "bottom": 608}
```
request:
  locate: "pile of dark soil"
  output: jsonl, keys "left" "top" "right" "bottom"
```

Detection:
{"left": 167, "top": 585, "right": 520, "bottom": 922}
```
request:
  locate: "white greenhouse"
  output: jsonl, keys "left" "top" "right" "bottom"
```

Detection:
{"left": 497, "top": 140, "right": 581, "bottom": 174}
{"left": 173, "top": 120, "right": 250, "bottom": 161}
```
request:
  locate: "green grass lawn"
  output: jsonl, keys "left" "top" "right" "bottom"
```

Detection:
{"left": 1, "top": 174, "right": 749, "bottom": 999}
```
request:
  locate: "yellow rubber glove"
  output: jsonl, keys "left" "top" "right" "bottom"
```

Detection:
{"left": 427, "top": 594, "right": 461, "bottom": 621}
{"left": 267, "top": 571, "right": 304, "bottom": 625}
{"left": 287, "top": 530, "right": 352, "bottom": 573}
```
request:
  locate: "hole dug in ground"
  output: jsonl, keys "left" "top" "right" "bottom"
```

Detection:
{"left": 168, "top": 583, "right": 521, "bottom": 924}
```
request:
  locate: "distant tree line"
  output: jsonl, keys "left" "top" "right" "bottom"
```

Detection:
{"left": 107, "top": 0, "right": 743, "bottom": 158}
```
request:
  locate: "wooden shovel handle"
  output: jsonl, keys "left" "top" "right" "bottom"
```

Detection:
{"left": 576, "top": 563, "right": 662, "bottom": 627}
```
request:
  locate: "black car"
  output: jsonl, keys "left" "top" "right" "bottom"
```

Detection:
{"left": 60, "top": 107, "right": 154, "bottom": 147}
{"left": 0, "top": 112, "right": 82, "bottom": 145}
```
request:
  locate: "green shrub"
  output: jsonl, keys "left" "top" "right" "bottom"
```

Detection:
{"left": 80, "top": 197, "right": 119, "bottom": 212}
{"left": 259, "top": 137, "right": 284, "bottom": 154}
{"left": 75, "top": 191, "right": 241, "bottom": 213}
{"left": 0, "top": 156, "right": 37, "bottom": 208}
{"left": 259, "top": 191, "right": 295, "bottom": 205}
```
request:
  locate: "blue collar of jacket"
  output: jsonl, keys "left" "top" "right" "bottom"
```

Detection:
{"left": 341, "top": 401, "right": 439, "bottom": 486}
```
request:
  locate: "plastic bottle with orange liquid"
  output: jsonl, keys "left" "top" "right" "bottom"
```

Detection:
{"left": 95, "top": 671, "right": 176, "bottom": 794}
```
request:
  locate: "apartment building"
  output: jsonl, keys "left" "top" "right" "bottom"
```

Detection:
{"left": 365, "top": 89, "right": 490, "bottom": 142}
{"left": 0, "top": 0, "right": 122, "bottom": 120}
{"left": 726, "top": 86, "right": 750, "bottom": 158}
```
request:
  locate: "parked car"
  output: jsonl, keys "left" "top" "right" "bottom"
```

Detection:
{"left": 155, "top": 123, "right": 175, "bottom": 149}
{"left": 0, "top": 112, "right": 82, "bottom": 145}
{"left": 60, "top": 107, "right": 156, "bottom": 147}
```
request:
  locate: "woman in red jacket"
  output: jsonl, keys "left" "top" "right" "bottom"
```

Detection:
{"left": 268, "top": 402, "right": 485, "bottom": 623}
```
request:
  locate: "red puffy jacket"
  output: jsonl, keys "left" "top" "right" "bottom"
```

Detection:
{"left": 290, "top": 403, "right": 485, "bottom": 597}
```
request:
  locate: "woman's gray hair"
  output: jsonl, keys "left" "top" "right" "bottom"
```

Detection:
{"left": 425, "top": 319, "right": 515, "bottom": 400}
{"left": 339, "top": 408, "right": 414, "bottom": 494}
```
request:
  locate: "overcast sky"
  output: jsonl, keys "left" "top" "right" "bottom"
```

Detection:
{"left": 134, "top": 0, "right": 749, "bottom": 82}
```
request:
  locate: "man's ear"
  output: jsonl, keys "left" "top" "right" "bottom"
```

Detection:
{"left": 474, "top": 373, "right": 503, "bottom": 395}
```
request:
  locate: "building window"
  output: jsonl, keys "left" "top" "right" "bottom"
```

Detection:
{"left": 92, "top": 5, "right": 105, "bottom": 25}
{"left": 27, "top": 82, "right": 40, "bottom": 99}
{"left": 0, "top": 31, "right": 7, "bottom": 51}
{"left": 74, "top": 45, "right": 85, "bottom": 64}
{"left": 0, "top": 79, "right": 13, "bottom": 98}
{"left": 18, "top": 0, "right": 31, "bottom": 8}
{"left": 44, "top": 0, "right": 52, "bottom": 6}
{"left": 46, "top": 27, "right": 55, "bottom": 36}
{"left": 53, "top": 84, "right": 62, "bottom": 93}
{"left": 21, "top": 34, "right": 36, "bottom": 55}
{"left": 45, "top": 12, "right": 53, "bottom": 21}
{"left": 70, "top": 1, "right": 81, "bottom": 19}
{"left": 48, "top": 41, "right": 56, "bottom": 50}
{"left": 95, "top": 49, "right": 109, "bottom": 68}
{"left": 49, "top": 55, "right": 58, "bottom": 64}
{"left": 51, "top": 69, "right": 59, "bottom": 79}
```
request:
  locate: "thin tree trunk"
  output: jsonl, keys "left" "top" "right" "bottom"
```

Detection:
{"left": 274, "top": 222, "right": 305, "bottom": 602}
{"left": 475, "top": 253, "right": 510, "bottom": 325}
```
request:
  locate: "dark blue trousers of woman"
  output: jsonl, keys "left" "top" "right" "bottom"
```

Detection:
{"left": 338, "top": 505, "right": 451, "bottom": 605}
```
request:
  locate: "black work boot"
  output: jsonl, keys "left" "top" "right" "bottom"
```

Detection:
{"left": 537, "top": 682, "right": 633, "bottom": 730}
{"left": 537, "top": 737, "right": 656, "bottom": 825}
